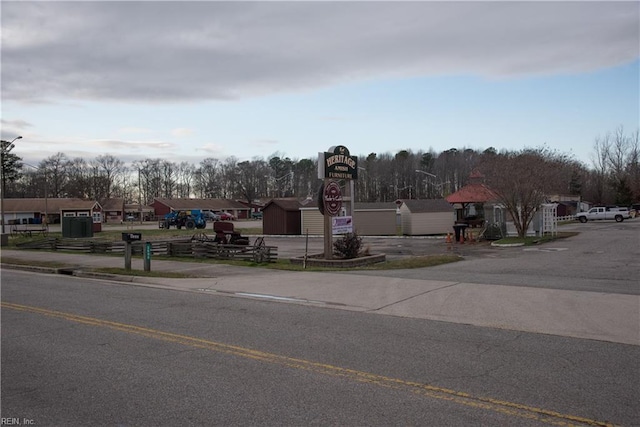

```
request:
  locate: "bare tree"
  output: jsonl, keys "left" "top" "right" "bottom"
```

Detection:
{"left": 194, "top": 158, "right": 221, "bottom": 198}
{"left": 39, "top": 153, "right": 70, "bottom": 198}
{"left": 175, "top": 162, "right": 195, "bottom": 198}
{"left": 292, "top": 158, "right": 317, "bottom": 199}
{"left": 66, "top": 158, "right": 91, "bottom": 198}
{"left": 236, "top": 159, "right": 267, "bottom": 204}
{"left": 628, "top": 129, "right": 640, "bottom": 202}
{"left": 221, "top": 157, "right": 238, "bottom": 199}
{"left": 93, "top": 154, "right": 124, "bottom": 199}
{"left": 479, "top": 147, "right": 572, "bottom": 238}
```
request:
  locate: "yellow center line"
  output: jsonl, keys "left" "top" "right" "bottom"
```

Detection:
{"left": 2, "top": 302, "right": 617, "bottom": 427}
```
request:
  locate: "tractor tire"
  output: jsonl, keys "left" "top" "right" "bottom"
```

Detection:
{"left": 185, "top": 220, "right": 196, "bottom": 230}
{"left": 196, "top": 222, "right": 206, "bottom": 229}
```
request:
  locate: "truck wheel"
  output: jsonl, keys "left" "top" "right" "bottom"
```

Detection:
{"left": 615, "top": 215, "right": 623, "bottom": 222}
{"left": 185, "top": 220, "right": 196, "bottom": 229}
{"left": 578, "top": 217, "right": 587, "bottom": 223}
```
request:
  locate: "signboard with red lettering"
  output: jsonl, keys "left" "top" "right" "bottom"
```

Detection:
{"left": 323, "top": 181, "right": 342, "bottom": 217}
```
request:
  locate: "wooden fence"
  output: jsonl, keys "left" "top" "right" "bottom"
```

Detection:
{"left": 15, "top": 237, "right": 278, "bottom": 263}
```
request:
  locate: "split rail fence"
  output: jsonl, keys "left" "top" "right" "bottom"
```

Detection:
{"left": 15, "top": 236, "right": 278, "bottom": 263}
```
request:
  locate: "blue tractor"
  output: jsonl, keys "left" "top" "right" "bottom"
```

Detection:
{"left": 161, "top": 209, "right": 207, "bottom": 230}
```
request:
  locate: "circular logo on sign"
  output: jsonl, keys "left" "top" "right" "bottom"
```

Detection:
{"left": 323, "top": 181, "right": 342, "bottom": 217}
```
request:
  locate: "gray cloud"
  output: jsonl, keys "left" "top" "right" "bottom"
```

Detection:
{"left": 2, "top": 1, "right": 638, "bottom": 103}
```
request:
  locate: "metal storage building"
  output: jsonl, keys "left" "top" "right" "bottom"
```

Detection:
{"left": 397, "top": 199, "right": 454, "bottom": 235}
{"left": 301, "top": 202, "right": 397, "bottom": 236}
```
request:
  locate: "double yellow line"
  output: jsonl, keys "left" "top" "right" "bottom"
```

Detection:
{"left": 2, "top": 302, "right": 616, "bottom": 427}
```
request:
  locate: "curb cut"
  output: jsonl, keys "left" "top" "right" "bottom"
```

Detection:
{"left": 490, "top": 242, "right": 525, "bottom": 247}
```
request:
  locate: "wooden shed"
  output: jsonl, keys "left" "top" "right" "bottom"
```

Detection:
{"left": 397, "top": 199, "right": 454, "bottom": 235}
{"left": 262, "top": 199, "right": 302, "bottom": 235}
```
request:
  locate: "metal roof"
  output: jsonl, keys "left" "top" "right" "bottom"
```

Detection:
{"left": 100, "top": 198, "right": 125, "bottom": 211}
{"left": 153, "top": 198, "right": 249, "bottom": 211}
{"left": 3, "top": 198, "right": 101, "bottom": 214}
{"left": 397, "top": 199, "right": 453, "bottom": 213}
{"left": 263, "top": 198, "right": 303, "bottom": 212}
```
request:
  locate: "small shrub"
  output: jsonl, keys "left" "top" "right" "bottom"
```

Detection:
{"left": 333, "top": 232, "right": 363, "bottom": 259}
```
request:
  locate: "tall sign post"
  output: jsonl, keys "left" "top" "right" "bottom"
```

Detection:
{"left": 317, "top": 146, "right": 358, "bottom": 260}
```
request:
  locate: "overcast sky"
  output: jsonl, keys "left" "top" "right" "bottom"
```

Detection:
{"left": 2, "top": 1, "right": 638, "bottom": 167}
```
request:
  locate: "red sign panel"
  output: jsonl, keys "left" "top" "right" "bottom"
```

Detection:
{"left": 323, "top": 181, "right": 343, "bottom": 217}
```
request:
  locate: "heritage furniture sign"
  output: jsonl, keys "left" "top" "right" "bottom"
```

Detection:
{"left": 318, "top": 145, "right": 358, "bottom": 180}
{"left": 318, "top": 145, "right": 358, "bottom": 260}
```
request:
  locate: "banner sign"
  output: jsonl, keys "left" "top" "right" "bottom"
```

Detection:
{"left": 332, "top": 216, "right": 353, "bottom": 234}
{"left": 323, "top": 181, "right": 343, "bottom": 216}
{"left": 318, "top": 145, "right": 358, "bottom": 180}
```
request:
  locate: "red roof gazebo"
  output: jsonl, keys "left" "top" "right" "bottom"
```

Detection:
{"left": 446, "top": 172, "right": 499, "bottom": 223}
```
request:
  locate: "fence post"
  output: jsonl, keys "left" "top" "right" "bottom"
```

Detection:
{"left": 144, "top": 241, "right": 151, "bottom": 272}
{"left": 124, "top": 242, "right": 132, "bottom": 270}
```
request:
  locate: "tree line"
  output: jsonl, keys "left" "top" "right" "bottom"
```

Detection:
{"left": 2, "top": 126, "right": 639, "bottom": 209}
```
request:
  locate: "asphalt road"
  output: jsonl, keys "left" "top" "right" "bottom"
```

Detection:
{"left": 2, "top": 219, "right": 639, "bottom": 426}
{"left": 339, "top": 220, "right": 640, "bottom": 295}
{"left": 2, "top": 266, "right": 639, "bottom": 426}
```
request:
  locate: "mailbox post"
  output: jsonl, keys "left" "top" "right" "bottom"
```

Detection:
{"left": 122, "top": 232, "right": 142, "bottom": 270}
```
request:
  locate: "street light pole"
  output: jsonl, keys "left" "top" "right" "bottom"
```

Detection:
{"left": 415, "top": 169, "right": 444, "bottom": 198}
{"left": 1, "top": 136, "right": 22, "bottom": 236}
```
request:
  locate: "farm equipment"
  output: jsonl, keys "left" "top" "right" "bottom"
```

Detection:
{"left": 160, "top": 210, "right": 207, "bottom": 230}
{"left": 212, "top": 221, "right": 249, "bottom": 245}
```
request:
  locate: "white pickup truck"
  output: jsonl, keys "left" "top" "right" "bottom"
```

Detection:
{"left": 576, "top": 206, "right": 631, "bottom": 223}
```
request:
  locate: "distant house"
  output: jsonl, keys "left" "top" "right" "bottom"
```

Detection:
{"left": 151, "top": 198, "right": 250, "bottom": 219}
{"left": 397, "top": 199, "right": 455, "bottom": 235}
{"left": 124, "top": 203, "right": 155, "bottom": 221}
{"left": 100, "top": 198, "right": 125, "bottom": 223}
{"left": 2, "top": 198, "right": 102, "bottom": 226}
{"left": 237, "top": 199, "right": 267, "bottom": 218}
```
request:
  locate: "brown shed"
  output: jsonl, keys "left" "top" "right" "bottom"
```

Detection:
{"left": 262, "top": 199, "right": 302, "bottom": 235}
